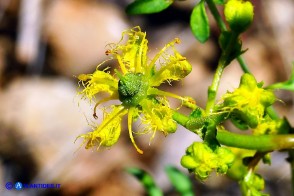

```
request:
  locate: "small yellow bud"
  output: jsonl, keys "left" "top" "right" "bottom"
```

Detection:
{"left": 224, "top": 0, "right": 254, "bottom": 33}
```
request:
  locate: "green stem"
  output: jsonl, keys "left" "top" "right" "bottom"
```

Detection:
{"left": 247, "top": 152, "right": 268, "bottom": 170}
{"left": 205, "top": 0, "right": 251, "bottom": 75}
{"left": 173, "top": 111, "right": 189, "bottom": 127}
{"left": 202, "top": 0, "right": 287, "bottom": 190}
{"left": 205, "top": 0, "right": 278, "bottom": 119}
{"left": 205, "top": 31, "right": 238, "bottom": 113}
{"left": 205, "top": 0, "right": 240, "bottom": 113}
{"left": 237, "top": 56, "right": 251, "bottom": 74}
{"left": 205, "top": 58, "right": 225, "bottom": 113}
{"left": 266, "top": 106, "right": 279, "bottom": 120}
{"left": 218, "top": 130, "right": 294, "bottom": 151}
{"left": 173, "top": 111, "right": 294, "bottom": 151}
{"left": 206, "top": 0, "right": 227, "bottom": 32}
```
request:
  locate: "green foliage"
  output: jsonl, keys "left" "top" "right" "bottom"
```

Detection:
{"left": 126, "top": 168, "right": 163, "bottom": 196}
{"left": 77, "top": 0, "right": 294, "bottom": 195}
{"left": 185, "top": 108, "right": 226, "bottom": 140}
{"left": 121, "top": 0, "right": 294, "bottom": 194}
{"left": 190, "top": 0, "right": 210, "bottom": 43}
{"left": 126, "top": 0, "right": 173, "bottom": 14}
{"left": 127, "top": 166, "right": 194, "bottom": 196}
{"left": 165, "top": 166, "right": 194, "bottom": 196}
{"left": 266, "top": 66, "right": 294, "bottom": 92}
{"left": 187, "top": 108, "right": 225, "bottom": 131}
{"left": 213, "top": 0, "right": 225, "bottom": 5}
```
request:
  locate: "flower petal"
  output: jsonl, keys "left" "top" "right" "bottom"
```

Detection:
{"left": 78, "top": 69, "right": 118, "bottom": 101}
{"left": 221, "top": 74, "right": 276, "bottom": 128}
{"left": 150, "top": 50, "right": 192, "bottom": 86}
{"left": 77, "top": 105, "right": 127, "bottom": 149}
{"left": 140, "top": 99, "right": 177, "bottom": 136}
{"left": 128, "top": 107, "right": 144, "bottom": 154}
{"left": 107, "top": 26, "right": 148, "bottom": 74}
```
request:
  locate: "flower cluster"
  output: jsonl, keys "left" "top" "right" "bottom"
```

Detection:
{"left": 220, "top": 73, "right": 276, "bottom": 129}
{"left": 253, "top": 115, "right": 290, "bottom": 135}
{"left": 181, "top": 142, "right": 235, "bottom": 180}
{"left": 240, "top": 171, "right": 266, "bottom": 196}
{"left": 77, "top": 27, "right": 193, "bottom": 154}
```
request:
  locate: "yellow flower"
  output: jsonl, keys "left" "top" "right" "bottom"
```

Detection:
{"left": 181, "top": 142, "right": 235, "bottom": 180}
{"left": 77, "top": 27, "right": 193, "bottom": 154}
{"left": 220, "top": 73, "right": 275, "bottom": 129}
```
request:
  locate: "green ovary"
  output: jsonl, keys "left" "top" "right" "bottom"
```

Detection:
{"left": 118, "top": 73, "right": 149, "bottom": 107}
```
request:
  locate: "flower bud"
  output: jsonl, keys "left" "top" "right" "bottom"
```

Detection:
{"left": 221, "top": 73, "right": 276, "bottom": 129}
{"left": 224, "top": 0, "right": 254, "bottom": 33}
{"left": 181, "top": 142, "right": 235, "bottom": 180}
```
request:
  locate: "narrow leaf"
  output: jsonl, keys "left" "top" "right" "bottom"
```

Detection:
{"left": 266, "top": 66, "right": 294, "bottom": 91}
{"left": 213, "top": 0, "right": 225, "bottom": 5}
{"left": 126, "top": 167, "right": 163, "bottom": 196}
{"left": 126, "top": 0, "right": 173, "bottom": 15}
{"left": 190, "top": 1, "right": 210, "bottom": 43}
{"left": 165, "top": 165, "right": 194, "bottom": 196}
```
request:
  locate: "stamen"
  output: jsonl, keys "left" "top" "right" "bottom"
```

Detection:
{"left": 148, "top": 88, "right": 185, "bottom": 101}
{"left": 93, "top": 97, "right": 116, "bottom": 119}
{"left": 128, "top": 107, "right": 144, "bottom": 154}
{"left": 148, "top": 38, "right": 181, "bottom": 71}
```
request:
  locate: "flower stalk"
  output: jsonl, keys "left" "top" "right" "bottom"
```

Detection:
{"left": 173, "top": 111, "right": 294, "bottom": 152}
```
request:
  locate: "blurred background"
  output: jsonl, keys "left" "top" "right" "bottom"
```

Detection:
{"left": 0, "top": 0, "right": 294, "bottom": 195}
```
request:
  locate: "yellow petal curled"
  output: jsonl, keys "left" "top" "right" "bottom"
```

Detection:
{"left": 78, "top": 69, "right": 118, "bottom": 101}
{"left": 77, "top": 105, "right": 127, "bottom": 149}
{"left": 150, "top": 50, "right": 192, "bottom": 86}
{"left": 140, "top": 99, "right": 177, "bottom": 137}
{"left": 107, "top": 26, "right": 148, "bottom": 74}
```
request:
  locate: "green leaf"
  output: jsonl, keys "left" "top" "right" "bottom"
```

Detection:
{"left": 126, "top": 167, "right": 163, "bottom": 196}
{"left": 165, "top": 166, "right": 194, "bottom": 196}
{"left": 126, "top": 0, "right": 173, "bottom": 15}
{"left": 190, "top": 0, "right": 210, "bottom": 43}
{"left": 213, "top": 0, "right": 225, "bottom": 4}
{"left": 189, "top": 107, "right": 204, "bottom": 118}
{"left": 266, "top": 66, "right": 294, "bottom": 91}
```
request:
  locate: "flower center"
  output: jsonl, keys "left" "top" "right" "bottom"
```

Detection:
{"left": 118, "top": 73, "right": 148, "bottom": 107}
